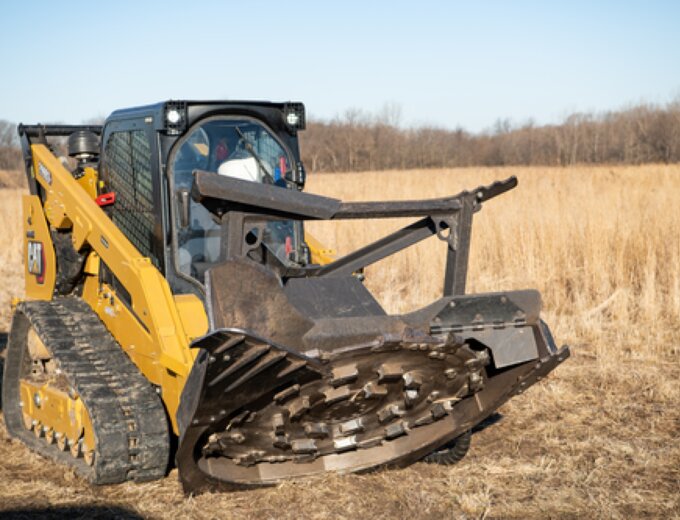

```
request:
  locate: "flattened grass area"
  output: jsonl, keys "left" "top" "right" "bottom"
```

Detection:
{"left": 1, "top": 165, "right": 678, "bottom": 519}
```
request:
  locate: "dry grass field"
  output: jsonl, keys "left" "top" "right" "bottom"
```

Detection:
{"left": 0, "top": 165, "right": 678, "bottom": 519}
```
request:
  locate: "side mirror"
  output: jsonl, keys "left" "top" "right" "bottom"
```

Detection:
{"left": 178, "top": 189, "right": 191, "bottom": 228}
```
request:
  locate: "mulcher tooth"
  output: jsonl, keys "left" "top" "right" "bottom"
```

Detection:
{"left": 323, "top": 386, "right": 351, "bottom": 405}
{"left": 362, "top": 381, "right": 388, "bottom": 399}
{"left": 402, "top": 371, "right": 422, "bottom": 389}
{"left": 385, "top": 421, "right": 408, "bottom": 440}
{"left": 404, "top": 389, "right": 419, "bottom": 408}
{"left": 339, "top": 418, "right": 364, "bottom": 435}
{"left": 377, "top": 404, "right": 402, "bottom": 423}
{"left": 291, "top": 439, "right": 317, "bottom": 455}
{"left": 376, "top": 363, "right": 403, "bottom": 383}
{"left": 235, "top": 450, "right": 266, "bottom": 467}
{"left": 431, "top": 402, "right": 447, "bottom": 420}
{"left": 273, "top": 434, "right": 291, "bottom": 450}
{"left": 330, "top": 364, "right": 359, "bottom": 387}
{"left": 304, "top": 422, "right": 329, "bottom": 439}
{"left": 333, "top": 436, "right": 358, "bottom": 453}
{"left": 288, "top": 396, "right": 311, "bottom": 421}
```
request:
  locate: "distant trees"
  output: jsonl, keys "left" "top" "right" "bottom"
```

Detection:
{"left": 301, "top": 100, "right": 680, "bottom": 172}
{"left": 2, "top": 101, "right": 679, "bottom": 174}
{"left": 0, "top": 120, "right": 22, "bottom": 171}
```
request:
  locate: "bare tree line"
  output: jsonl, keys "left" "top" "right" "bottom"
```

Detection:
{"left": 2, "top": 100, "right": 680, "bottom": 176}
{"left": 302, "top": 100, "right": 680, "bottom": 171}
{"left": 0, "top": 119, "right": 20, "bottom": 175}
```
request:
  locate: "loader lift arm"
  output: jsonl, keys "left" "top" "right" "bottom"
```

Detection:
{"left": 192, "top": 171, "right": 517, "bottom": 295}
{"left": 17, "top": 128, "right": 201, "bottom": 431}
{"left": 18, "top": 124, "right": 103, "bottom": 195}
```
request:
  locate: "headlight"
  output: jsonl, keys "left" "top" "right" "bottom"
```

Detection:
{"left": 166, "top": 109, "right": 181, "bottom": 124}
{"left": 164, "top": 101, "right": 187, "bottom": 135}
{"left": 283, "top": 102, "right": 306, "bottom": 132}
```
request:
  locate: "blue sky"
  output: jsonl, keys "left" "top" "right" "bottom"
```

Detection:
{"left": 1, "top": 0, "right": 678, "bottom": 132}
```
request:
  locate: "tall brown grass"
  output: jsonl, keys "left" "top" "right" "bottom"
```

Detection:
{"left": 0, "top": 165, "right": 678, "bottom": 518}
{"left": 0, "top": 183, "right": 24, "bottom": 328}
{"left": 0, "top": 169, "right": 25, "bottom": 189}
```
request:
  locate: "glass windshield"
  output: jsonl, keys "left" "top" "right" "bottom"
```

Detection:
{"left": 171, "top": 117, "right": 301, "bottom": 282}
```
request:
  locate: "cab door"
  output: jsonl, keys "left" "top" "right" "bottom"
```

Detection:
{"left": 99, "top": 117, "right": 165, "bottom": 272}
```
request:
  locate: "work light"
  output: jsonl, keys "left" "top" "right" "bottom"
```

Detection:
{"left": 283, "top": 102, "right": 306, "bottom": 132}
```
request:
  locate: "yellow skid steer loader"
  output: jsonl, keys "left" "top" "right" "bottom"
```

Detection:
{"left": 2, "top": 101, "right": 569, "bottom": 493}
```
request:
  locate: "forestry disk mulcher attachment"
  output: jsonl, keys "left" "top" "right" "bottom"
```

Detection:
{"left": 2, "top": 101, "right": 569, "bottom": 494}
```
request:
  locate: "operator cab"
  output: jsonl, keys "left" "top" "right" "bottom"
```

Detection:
{"left": 99, "top": 100, "right": 308, "bottom": 296}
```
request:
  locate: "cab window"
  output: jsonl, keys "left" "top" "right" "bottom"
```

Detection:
{"left": 171, "top": 117, "right": 298, "bottom": 282}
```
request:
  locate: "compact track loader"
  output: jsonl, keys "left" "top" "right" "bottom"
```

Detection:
{"left": 2, "top": 101, "right": 569, "bottom": 493}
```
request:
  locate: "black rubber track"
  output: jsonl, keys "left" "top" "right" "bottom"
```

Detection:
{"left": 422, "top": 430, "right": 471, "bottom": 465}
{"left": 2, "top": 297, "right": 169, "bottom": 484}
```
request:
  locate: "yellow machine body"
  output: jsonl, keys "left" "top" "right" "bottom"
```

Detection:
{"left": 26, "top": 144, "right": 204, "bottom": 432}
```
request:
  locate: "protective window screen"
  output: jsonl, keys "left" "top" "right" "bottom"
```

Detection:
{"left": 103, "top": 130, "right": 161, "bottom": 268}
{"left": 255, "top": 130, "right": 285, "bottom": 172}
